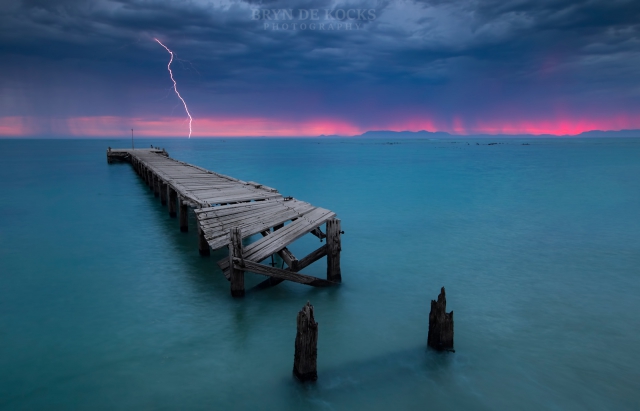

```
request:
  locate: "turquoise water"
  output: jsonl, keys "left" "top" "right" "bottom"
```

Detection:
{"left": 1, "top": 138, "right": 639, "bottom": 410}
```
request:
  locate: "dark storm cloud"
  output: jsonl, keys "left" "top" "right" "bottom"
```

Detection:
{"left": 1, "top": 0, "right": 639, "bottom": 129}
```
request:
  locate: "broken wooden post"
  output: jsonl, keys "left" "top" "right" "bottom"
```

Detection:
{"left": 198, "top": 222, "right": 210, "bottom": 256}
{"left": 427, "top": 287, "right": 454, "bottom": 351}
{"left": 326, "top": 218, "right": 342, "bottom": 282}
{"left": 293, "top": 301, "right": 318, "bottom": 382}
{"left": 179, "top": 199, "right": 189, "bottom": 232}
{"left": 229, "top": 227, "right": 244, "bottom": 297}
{"left": 167, "top": 186, "right": 177, "bottom": 217}
{"left": 160, "top": 182, "right": 167, "bottom": 206}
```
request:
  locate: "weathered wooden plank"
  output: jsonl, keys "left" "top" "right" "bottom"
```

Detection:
{"left": 261, "top": 230, "right": 298, "bottom": 270}
{"left": 236, "top": 244, "right": 327, "bottom": 287}
{"left": 197, "top": 198, "right": 310, "bottom": 221}
{"left": 243, "top": 208, "right": 335, "bottom": 260}
{"left": 233, "top": 258, "right": 335, "bottom": 287}
{"left": 297, "top": 244, "right": 328, "bottom": 271}
{"left": 196, "top": 200, "right": 283, "bottom": 220}
{"left": 200, "top": 203, "right": 314, "bottom": 233}
{"left": 311, "top": 227, "right": 326, "bottom": 240}
{"left": 198, "top": 192, "right": 282, "bottom": 204}
{"left": 218, "top": 208, "right": 335, "bottom": 274}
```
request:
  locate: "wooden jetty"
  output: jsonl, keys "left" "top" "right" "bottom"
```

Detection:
{"left": 107, "top": 147, "right": 342, "bottom": 296}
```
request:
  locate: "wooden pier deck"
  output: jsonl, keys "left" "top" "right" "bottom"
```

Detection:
{"left": 107, "top": 148, "right": 342, "bottom": 296}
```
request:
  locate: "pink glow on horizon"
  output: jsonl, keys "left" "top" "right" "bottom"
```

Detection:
{"left": 1, "top": 114, "right": 640, "bottom": 137}
{"left": 0, "top": 117, "right": 41, "bottom": 136}
{"left": 0, "top": 116, "right": 360, "bottom": 137}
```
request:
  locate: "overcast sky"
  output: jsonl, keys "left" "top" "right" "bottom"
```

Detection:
{"left": 1, "top": 0, "right": 639, "bottom": 136}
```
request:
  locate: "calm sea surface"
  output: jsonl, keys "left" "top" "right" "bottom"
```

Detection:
{"left": 1, "top": 138, "right": 639, "bottom": 410}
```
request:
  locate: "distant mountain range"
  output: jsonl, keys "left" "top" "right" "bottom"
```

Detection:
{"left": 319, "top": 129, "right": 640, "bottom": 138}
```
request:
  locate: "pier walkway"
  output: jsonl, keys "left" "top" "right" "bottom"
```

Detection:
{"left": 107, "top": 148, "right": 342, "bottom": 297}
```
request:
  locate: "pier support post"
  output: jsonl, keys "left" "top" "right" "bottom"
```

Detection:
{"left": 229, "top": 227, "right": 244, "bottom": 297}
{"left": 326, "top": 218, "right": 342, "bottom": 283}
{"left": 427, "top": 287, "right": 454, "bottom": 351}
{"left": 153, "top": 175, "right": 160, "bottom": 197}
{"left": 160, "top": 183, "right": 167, "bottom": 206}
{"left": 168, "top": 187, "right": 177, "bottom": 217}
{"left": 198, "top": 222, "right": 210, "bottom": 256}
{"left": 293, "top": 301, "right": 318, "bottom": 382}
{"left": 147, "top": 170, "right": 153, "bottom": 189}
{"left": 179, "top": 199, "right": 189, "bottom": 232}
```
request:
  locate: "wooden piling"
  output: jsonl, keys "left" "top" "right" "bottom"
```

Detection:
{"left": 293, "top": 301, "right": 318, "bottom": 382}
{"left": 326, "top": 218, "right": 342, "bottom": 282}
{"left": 168, "top": 186, "right": 177, "bottom": 217}
{"left": 160, "top": 182, "right": 167, "bottom": 206}
{"left": 427, "top": 287, "right": 454, "bottom": 351}
{"left": 198, "top": 222, "right": 210, "bottom": 256}
{"left": 153, "top": 175, "right": 160, "bottom": 197}
{"left": 229, "top": 227, "right": 244, "bottom": 297}
{"left": 179, "top": 199, "right": 189, "bottom": 232}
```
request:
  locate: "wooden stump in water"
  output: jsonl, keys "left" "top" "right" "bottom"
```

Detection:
{"left": 293, "top": 301, "right": 318, "bottom": 382}
{"left": 428, "top": 287, "right": 454, "bottom": 351}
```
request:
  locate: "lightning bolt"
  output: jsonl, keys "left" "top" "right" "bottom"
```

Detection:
{"left": 154, "top": 38, "right": 193, "bottom": 138}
